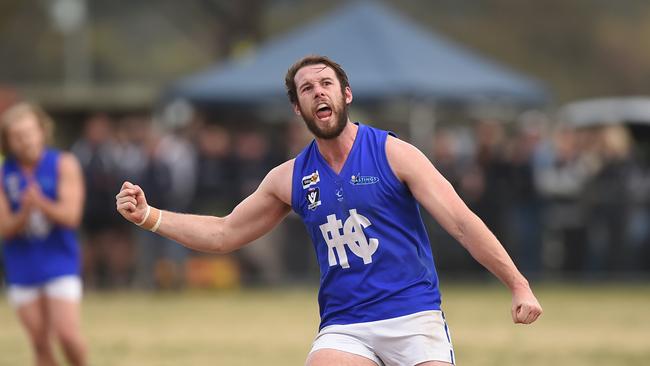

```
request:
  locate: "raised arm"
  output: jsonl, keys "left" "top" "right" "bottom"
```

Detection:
{"left": 386, "top": 136, "right": 542, "bottom": 324}
{"left": 116, "top": 159, "right": 294, "bottom": 254}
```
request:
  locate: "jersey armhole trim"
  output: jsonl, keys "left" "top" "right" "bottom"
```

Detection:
{"left": 290, "top": 153, "right": 302, "bottom": 215}
{"left": 382, "top": 132, "right": 407, "bottom": 189}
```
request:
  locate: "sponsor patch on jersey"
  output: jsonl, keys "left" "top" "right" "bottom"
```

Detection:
{"left": 306, "top": 187, "right": 321, "bottom": 210}
{"left": 302, "top": 170, "right": 320, "bottom": 189}
{"left": 349, "top": 172, "right": 379, "bottom": 185}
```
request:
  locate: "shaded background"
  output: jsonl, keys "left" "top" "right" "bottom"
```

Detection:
{"left": 1, "top": 1, "right": 650, "bottom": 364}
{"left": 2, "top": 0, "right": 650, "bottom": 287}
{"left": 1, "top": 0, "right": 649, "bottom": 285}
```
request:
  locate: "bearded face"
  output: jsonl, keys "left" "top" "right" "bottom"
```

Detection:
{"left": 298, "top": 92, "right": 349, "bottom": 140}
{"left": 293, "top": 64, "right": 352, "bottom": 140}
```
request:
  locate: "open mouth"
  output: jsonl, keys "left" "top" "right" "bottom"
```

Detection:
{"left": 315, "top": 103, "right": 333, "bottom": 120}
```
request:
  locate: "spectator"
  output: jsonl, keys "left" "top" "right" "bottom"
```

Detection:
{"left": 233, "top": 128, "right": 285, "bottom": 284}
{"left": 505, "top": 116, "right": 546, "bottom": 277}
{"left": 71, "top": 114, "right": 125, "bottom": 288}
{"left": 133, "top": 116, "right": 197, "bottom": 289}
{"left": 583, "top": 125, "right": 637, "bottom": 272}
{"left": 192, "top": 123, "right": 238, "bottom": 216}
{"left": 535, "top": 127, "right": 592, "bottom": 273}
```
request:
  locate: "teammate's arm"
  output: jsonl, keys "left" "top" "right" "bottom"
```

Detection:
{"left": 116, "top": 160, "right": 293, "bottom": 254}
{"left": 27, "top": 153, "right": 85, "bottom": 228}
{"left": 0, "top": 179, "right": 32, "bottom": 239}
{"left": 386, "top": 136, "right": 542, "bottom": 324}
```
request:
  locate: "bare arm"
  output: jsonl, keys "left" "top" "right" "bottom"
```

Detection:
{"left": 26, "top": 153, "right": 85, "bottom": 228}
{"left": 386, "top": 136, "right": 542, "bottom": 324}
{"left": 0, "top": 180, "right": 32, "bottom": 239}
{"left": 116, "top": 160, "right": 294, "bottom": 254}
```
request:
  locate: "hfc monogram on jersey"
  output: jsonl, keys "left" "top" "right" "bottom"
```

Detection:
{"left": 319, "top": 209, "right": 379, "bottom": 269}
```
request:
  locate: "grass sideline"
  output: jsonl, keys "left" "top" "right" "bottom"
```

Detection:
{"left": 0, "top": 283, "right": 648, "bottom": 365}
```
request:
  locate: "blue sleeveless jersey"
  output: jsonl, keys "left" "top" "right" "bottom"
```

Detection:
{"left": 2, "top": 149, "right": 80, "bottom": 285}
{"left": 292, "top": 123, "right": 441, "bottom": 329}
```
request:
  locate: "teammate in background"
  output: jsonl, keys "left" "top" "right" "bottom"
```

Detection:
{"left": 0, "top": 148, "right": 3, "bottom": 284}
{"left": 0, "top": 103, "right": 87, "bottom": 366}
{"left": 116, "top": 55, "right": 542, "bottom": 366}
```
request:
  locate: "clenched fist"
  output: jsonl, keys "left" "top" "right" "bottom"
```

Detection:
{"left": 115, "top": 181, "right": 149, "bottom": 226}
{"left": 511, "top": 287, "right": 543, "bottom": 324}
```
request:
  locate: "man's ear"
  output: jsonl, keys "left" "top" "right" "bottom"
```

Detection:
{"left": 293, "top": 103, "right": 302, "bottom": 116}
{"left": 344, "top": 87, "right": 353, "bottom": 105}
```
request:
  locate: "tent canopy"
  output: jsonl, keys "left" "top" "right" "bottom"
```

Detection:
{"left": 169, "top": 1, "right": 548, "bottom": 107}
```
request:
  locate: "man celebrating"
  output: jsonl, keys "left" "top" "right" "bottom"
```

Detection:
{"left": 116, "top": 55, "right": 542, "bottom": 366}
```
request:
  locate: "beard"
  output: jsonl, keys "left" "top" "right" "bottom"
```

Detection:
{"left": 299, "top": 96, "right": 348, "bottom": 140}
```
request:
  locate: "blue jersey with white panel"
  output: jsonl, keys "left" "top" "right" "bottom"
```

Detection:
{"left": 291, "top": 123, "right": 441, "bottom": 329}
{"left": 1, "top": 149, "right": 80, "bottom": 285}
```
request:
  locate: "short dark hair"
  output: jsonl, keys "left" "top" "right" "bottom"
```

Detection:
{"left": 285, "top": 55, "right": 350, "bottom": 105}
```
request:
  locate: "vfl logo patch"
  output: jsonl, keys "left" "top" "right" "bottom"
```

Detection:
{"left": 306, "top": 187, "right": 321, "bottom": 210}
{"left": 350, "top": 172, "right": 379, "bottom": 186}
{"left": 302, "top": 170, "right": 320, "bottom": 189}
{"left": 335, "top": 187, "right": 344, "bottom": 202}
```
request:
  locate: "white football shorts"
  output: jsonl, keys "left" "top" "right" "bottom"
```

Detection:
{"left": 7, "top": 275, "right": 83, "bottom": 309}
{"left": 310, "top": 310, "right": 455, "bottom": 365}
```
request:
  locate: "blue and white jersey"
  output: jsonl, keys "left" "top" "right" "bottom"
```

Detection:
{"left": 1, "top": 149, "right": 80, "bottom": 285}
{"left": 292, "top": 123, "right": 441, "bottom": 329}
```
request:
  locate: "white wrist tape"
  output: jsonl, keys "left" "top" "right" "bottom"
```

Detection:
{"left": 150, "top": 210, "right": 162, "bottom": 233}
{"left": 136, "top": 205, "right": 151, "bottom": 226}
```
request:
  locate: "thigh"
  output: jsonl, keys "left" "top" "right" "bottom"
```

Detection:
{"left": 44, "top": 277, "right": 83, "bottom": 334}
{"left": 306, "top": 349, "right": 380, "bottom": 366}
{"left": 15, "top": 294, "right": 50, "bottom": 340}
{"left": 46, "top": 297, "right": 82, "bottom": 336}
{"left": 310, "top": 327, "right": 383, "bottom": 365}
{"left": 416, "top": 362, "right": 453, "bottom": 366}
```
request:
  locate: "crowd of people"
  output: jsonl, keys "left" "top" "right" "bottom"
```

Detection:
{"left": 66, "top": 112, "right": 308, "bottom": 289}
{"left": 3, "top": 108, "right": 649, "bottom": 291}
{"left": 429, "top": 118, "right": 650, "bottom": 278}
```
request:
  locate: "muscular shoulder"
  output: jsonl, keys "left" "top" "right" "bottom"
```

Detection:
{"left": 385, "top": 135, "right": 429, "bottom": 183}
{"left": 262, "top": 159, "right": 295, "bottom": 206}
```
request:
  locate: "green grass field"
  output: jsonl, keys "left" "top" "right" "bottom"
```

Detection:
{"left": 0, "top": 283, "right": 649, "bottom": 365}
